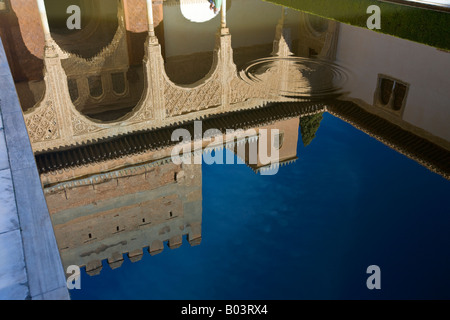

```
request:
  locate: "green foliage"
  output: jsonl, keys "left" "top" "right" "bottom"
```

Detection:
{"left": 264, "top": 0, "right": 450, "bottom": 50}
{"left": 300, "top": 113, "right": 324, "bottom": 147}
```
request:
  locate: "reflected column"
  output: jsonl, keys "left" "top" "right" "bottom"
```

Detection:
{"left": 30, "top": 0, "right": 75, "bottom": 146}
{"left": 36, "top": 0, "right": 52, "bottom": 44}
{"left": 144, "top": 0, "right": 165, "bottom": 122}
{"left": 220, "top": 0, "right": 229, "bottom": 36}
{"left": 272, "top": 7, "right": 293, "bottom": 97}
{"left": 218, "top": 0, "right": 235, "bottom": 111}
{"left": 272, "top": 6, "right": 292, "bottom": 57}
{"left": 221, "top": 0, "right": 227, "bottom": 29}
{"left": 146, "top": 0, "right": 158, "bottom": 43}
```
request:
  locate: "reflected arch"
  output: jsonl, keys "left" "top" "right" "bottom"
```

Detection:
{"left": 163, "top": 0, "right": 231, "bottom": 85}
{"left": 44, "top": 0, "right": 119, "bottom": 59}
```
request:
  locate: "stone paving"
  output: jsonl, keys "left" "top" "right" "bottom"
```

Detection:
{"left": 0, "top": 38, "right": 69, "bottom": 300}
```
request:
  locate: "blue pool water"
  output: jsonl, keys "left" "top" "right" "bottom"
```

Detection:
{"left": 70, "top": 113, "right": 450, "bottom": 300}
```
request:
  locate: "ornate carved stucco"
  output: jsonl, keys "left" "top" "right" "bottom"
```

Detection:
{"left": 164, "top": 71, "right": 222, "bottom": 117}
{"left": 23, "top": 8, "right": 340, "bottom": 153}
{"left": 25, "top": 101, "right": 60, "bottom": 142}
{"left": 71, "top": 112, "right": 103, "bottom": 136}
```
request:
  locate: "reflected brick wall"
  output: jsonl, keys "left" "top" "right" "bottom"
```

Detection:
{"left": 45, "top": 161, "right": 202, "bottom": 274}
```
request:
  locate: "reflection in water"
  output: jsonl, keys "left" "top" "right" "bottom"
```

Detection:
{"left": 48, "top": 161, "right": 202, "bottom": 276}
{"left": 45, "top": 0, "right": 119, "bottom": 59}
{"left": 239, "top": 56, "right": 350, "bottom": 99}
{"left": 180, "top": 0, "right": 221, "bottom": 22}
{"left": 45, "top": 114, "right": 305, "bottom": 275}
{"left": 58, "top": 0, "right": 143, "bottom": 121}
{"left": 2, "top": 0, "right": 449, "bottom": 299}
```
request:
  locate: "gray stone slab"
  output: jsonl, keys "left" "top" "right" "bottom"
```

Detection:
{"left": 0, "top": 283, "right": 29, "bottom": 300}
{"left": 0, "top": 37, "right": 69, "bottom": 300}
{"left": 2, "top": 111, "right": 36, "bottom": 172}
{"left": 0, "top": 168, "right": 19, "bottom": 234}
{"left": 0, "top": 40, "right": 35, "bottom": 172}
{"left": 0, "top": 37, "right": 20, "bottom": 123}
{"left": 0, "top": 38, "right": 8, "bottom": 131}
{"left": 0, "top": 230, "right": 29, "bottom": 300}
{"left": 0, "top": 74, "right": 22, "bottom": 117}
{"left": 0, "top": 41, "right": 10, "bottom": 77}
{"left": 0, "top": 130, "right": 9, "bottom": 171}
{"left": 12, "top": 165, "right": 69, "bottom": 299}
{"left": 32, "top": 286, "right": 71, "bottom": 300}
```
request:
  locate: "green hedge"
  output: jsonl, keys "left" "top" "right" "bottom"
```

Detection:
{"left": 264, "top": 0, "right": 450, "bottom": 50}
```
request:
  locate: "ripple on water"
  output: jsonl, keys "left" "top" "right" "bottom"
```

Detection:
{"left": 239, "top": 56, "right": 351, "bottom": 100}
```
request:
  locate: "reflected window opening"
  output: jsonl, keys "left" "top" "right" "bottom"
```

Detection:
{"left": 88, "top": 76, "right": 104, "bottom": 98}
{"left": 273, "top": 132, "right": 284, "bottom": 150}
{"left": 376, "top": 75, "right": 409, "bottom": 113}
{"left": 111, "top": 72, "right": 126, "bottom": 95}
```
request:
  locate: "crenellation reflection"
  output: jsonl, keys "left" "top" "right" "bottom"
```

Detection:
{"left": 48, "top": 160, "right": 202, "bottom": 276}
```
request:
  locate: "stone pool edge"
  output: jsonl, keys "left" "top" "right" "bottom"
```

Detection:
{"left": 0, "top": 38, "right": 69, "bottom": 300}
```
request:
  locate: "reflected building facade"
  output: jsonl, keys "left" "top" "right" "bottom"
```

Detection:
{"left": 47, "top": 161, "right": 202, "bottom": 275}
{"left": 43, "top": 112, "right": 306, "bottom": 275}
{"left": 0, "top": 0, "right": 449, "bottom": 278}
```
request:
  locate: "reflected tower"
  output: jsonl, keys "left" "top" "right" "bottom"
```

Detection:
{"left": 46, "top": 162, "right": 202, "bottom": 276}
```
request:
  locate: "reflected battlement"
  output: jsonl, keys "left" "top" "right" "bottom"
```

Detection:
{"left": 47, "top": 161, "right": 202, "bottom": 276}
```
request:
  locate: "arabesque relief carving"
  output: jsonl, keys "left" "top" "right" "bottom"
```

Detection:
{"left": 25, "top": 101, "right": 60, "bottom": 142}
{"left": 22, "top": 2, "right": 339, "bottom": 153}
